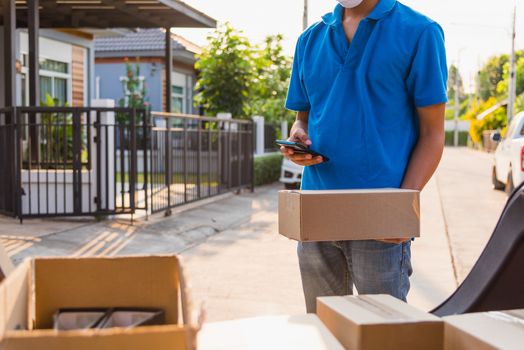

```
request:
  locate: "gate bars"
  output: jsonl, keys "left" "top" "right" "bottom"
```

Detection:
{"left": 149, "top": 112, "right": 254, "bottom": 214}
{"left": 0, "top": 108, "right": 254, "bottom": 220}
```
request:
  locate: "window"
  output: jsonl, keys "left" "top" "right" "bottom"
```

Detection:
{"left": 21, "top": 74, "right": 27, "bottom": 107}
{"left": 39, "top": 58, "right": 70, "bottom": 105}
{"left": 20, "top": 55, "right": 71, "bottom": 106}
{"left": 171, "top": 85, "right": 184, "bottom": 113}
{"left": 39, "top": 59, "right": 68, "bottom": 74}
{"left": 520, "top": 123, "right": 524, "bottom": 136}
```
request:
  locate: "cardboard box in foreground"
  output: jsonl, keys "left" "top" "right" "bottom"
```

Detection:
{"left": 317, "top": 294, "right": 443, "bottom": 350}
{"left": 0, "top": 255, "right": 198, "bottom": 350}
{"left": 443, "top": 309, "right": 524, "bottom": 350}
{"left": 278, "top": 189, "right": 420, "bottom": 241}
{"left": 198, "top": 314, "right": 345, "bottom": 350}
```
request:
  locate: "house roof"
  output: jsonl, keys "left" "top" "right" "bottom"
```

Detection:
{"left": 0, "top": 0, "right": 216, "bottom": 29}
{"left": 95, "top": 28, "right": 201, "bottom": 55}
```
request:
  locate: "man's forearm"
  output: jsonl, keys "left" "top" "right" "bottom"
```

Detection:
{"left": 401, "top": 103, "right": 445, "bottom": 191}
{"left": 401, "top": 132, "right": 444, "bottom": 191}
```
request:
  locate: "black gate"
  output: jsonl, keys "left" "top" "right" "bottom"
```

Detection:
{"left": 0, "top": 108, "right": 254, "bottom": 220}
{"left": 0, "top": 107, "right": 148, "bottom": 220}
{"left": 149, "top": 112, "right": 254, "bottom": 214}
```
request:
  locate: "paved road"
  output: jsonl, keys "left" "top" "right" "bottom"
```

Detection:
{"left": 435, "top": 148, "right": 507, "bottom": 283}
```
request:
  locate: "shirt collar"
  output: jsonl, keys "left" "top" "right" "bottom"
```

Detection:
{"left": 367, "top": 0, "right": 397, "bottom": 20}
{"left": 322, "top": 0, "right": 396, "bottom": 26}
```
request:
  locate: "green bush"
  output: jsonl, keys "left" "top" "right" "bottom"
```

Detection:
{"left": 254, "top": 153, "right": 283, "bottom": 186}
{"left": 444, "top": 131, "right": 469, "bottom": 146}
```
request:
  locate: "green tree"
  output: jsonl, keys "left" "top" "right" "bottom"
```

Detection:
{"left": 248, "top": 34, "right": 294, "bottom": 124}
{"left": 194, "top": 23, "right": 253, "bottom": 118}
{"left": 478, "top": 54, "right": 509, "bottom": 101}
{"left": 447, "top": 64, "right": 464, "bottom": 102}
{"left": 495, "top": 52, "right": 524, "bottom": 97}
{"left": 118, "top": 59, "right": 150, "bottom": 123}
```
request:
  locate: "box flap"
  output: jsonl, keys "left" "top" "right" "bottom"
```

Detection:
{"left": 318, "top": 295, "right": 440, "bottom": 325}
{"left": 444, "top": 310, "right": 524, "bottom": 349}
{"left": 0, "top": 259, "right": 31, "bottom": 337}
{"left": 278, "top": 191, "right": 303, "bottom": 241}
{"left": 0, "top": 245, "right": 15, "bottom": 282}
{"left": 198, "top": 314, "right": 345, "bottom": 350}
{"left": 33, "top": 256, "right": 182, "bottom": 329}
{"left": 3, "top": 325, "right": 197, "bottom": 350}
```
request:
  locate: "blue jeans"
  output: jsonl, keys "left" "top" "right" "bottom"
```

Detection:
{"left": 297, "top": 240, "right": 413, "bottom": 313}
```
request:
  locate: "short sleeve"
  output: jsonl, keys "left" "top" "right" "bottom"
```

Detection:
{"left": 285, "top": 36, "right": 311, "bottom": 111}
{"left": 406, "top": 23, "right": 448, "bottom": 107}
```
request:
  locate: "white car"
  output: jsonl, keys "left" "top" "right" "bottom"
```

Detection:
{"left": 492, "top": 111, "right": 524, "bottom": 194}
{"left": 279, "top": 157, "right": 303, "bottom": 189}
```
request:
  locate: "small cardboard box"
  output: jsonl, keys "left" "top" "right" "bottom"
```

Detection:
{"left": 0, "top": 255, "right": 198, "bottom": 350}
{"left": 198, "top": 314, "right": 345, "bottom": 350}
{"left": 278, "top": 189, "right": 420, "bottom": 241}
{"left": 443, "top": 309, "right": 524, "bottom": 350}
{"left": 317, "top": 294, "right": 443, "bottom": 350}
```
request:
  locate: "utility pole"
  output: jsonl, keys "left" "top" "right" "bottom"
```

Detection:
{"left": 454, "top": 66, "right": 460, "bottom": 147}
{"left": 508, "top": 4, "right": 517, "bottom": 125}
{"left": 303, "top": 0, "right": 308, "bottom": 31}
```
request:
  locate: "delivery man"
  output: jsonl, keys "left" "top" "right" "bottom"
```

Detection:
{"left": 281, "top": 0, "right": 447, "bottom": 312}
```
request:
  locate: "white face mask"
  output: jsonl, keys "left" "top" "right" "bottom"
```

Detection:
{"left": 336, "top": 0, "right": 364, "bottom": 8}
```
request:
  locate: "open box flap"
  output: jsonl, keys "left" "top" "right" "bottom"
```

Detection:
{"left": 0, "top": 259, "right": 31, "bottom": 339}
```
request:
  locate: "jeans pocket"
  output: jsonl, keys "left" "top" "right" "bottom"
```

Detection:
{"left": 400, "top": 241, "right": 413, "bottom": 277}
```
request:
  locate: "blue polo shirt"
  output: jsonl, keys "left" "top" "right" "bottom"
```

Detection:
{"left": 285, "top": 0, "right": 448, "bottom": 190}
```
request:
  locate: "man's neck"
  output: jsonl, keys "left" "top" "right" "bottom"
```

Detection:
{"left": 343, "top": 0, "right": 380, "bottom": 20}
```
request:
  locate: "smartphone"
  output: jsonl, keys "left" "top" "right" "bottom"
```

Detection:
{"left": 276, "top": 140, "right": 329, "bottom": 162}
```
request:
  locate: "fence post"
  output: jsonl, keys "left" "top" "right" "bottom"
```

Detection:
{"left": 250, "top": 120, "right": 255, "bottom": 193}
{"left": 281, "top": 119, "right": 288, "bottom": 140}
{"left": 129, "top": 109, "right": 137, "bottom": 215}
{"left": 92, "top": 99, "right": 116, "bottom": 213}
{"left": 165, "top": 117, "right": 172, "bottom": 216}
{"left": 252, "top": 116, "right": 265, "bottom": 155}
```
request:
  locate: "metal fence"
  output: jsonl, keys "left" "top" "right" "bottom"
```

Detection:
{"left": 0, "top": 108, "right": 254, "bottom": 220}
{"left": 0, "top": 107, "right": 148, "bottom": 220}
{"left": 264, "top": 123, "right": 279, "bottom": 153}
{"left": 149, "top": 112, "right": 254, "bottom": 214}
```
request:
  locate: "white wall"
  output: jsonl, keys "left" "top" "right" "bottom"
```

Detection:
{"left": 445, "top": 120, "right": 470, "bottom": 132}
{"left": 19, "top": 32, "right": 73, "bottom": 63}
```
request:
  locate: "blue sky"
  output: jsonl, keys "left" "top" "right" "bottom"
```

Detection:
{"left": 176, "top": 0, "right": 522, "bottom": 92}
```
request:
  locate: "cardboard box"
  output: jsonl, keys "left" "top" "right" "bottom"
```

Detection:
{"left": 443, "top": 309, "right": 524, "bottom": 350}
{"left": 198, "top": 314, "right": 346, "bottom": 350}
{"left": 317, "top": 294, "right": 443, "bottom": 350}
{"left": 278, "top": 189, "right": 420, "bottom": 241}
{"left": 0, "top": 255, "right": 199, "bottom": 350}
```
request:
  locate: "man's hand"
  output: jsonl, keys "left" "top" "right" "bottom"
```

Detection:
{"left": 281, "top": 112, "right": 323, "bottom": 166}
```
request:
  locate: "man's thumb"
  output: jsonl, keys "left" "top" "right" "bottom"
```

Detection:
{"left": 295, "top": 130, "right": 311, "bottom": 145}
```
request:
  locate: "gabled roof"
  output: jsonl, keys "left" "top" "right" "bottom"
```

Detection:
{"left": 95, "top": 28, "right": 202, "bottom": 55}
{"left": 0, "top": 0, "right": 216, "bottom": 28}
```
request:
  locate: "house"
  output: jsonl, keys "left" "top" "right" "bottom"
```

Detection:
{"left": 0, "top": 28, "right": 129, "bottom": 107}
{"left": 94, "top": 29, "right": 202, "bottom": 114}
{"left": 0, "top": 0, "right": 216, "bottom": 219}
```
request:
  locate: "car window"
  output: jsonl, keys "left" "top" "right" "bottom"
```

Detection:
{"left": 520, "top": 123, "right": 524, "bottom": 136}
{"left": 505, "top": 120, "right": 516, "bottom": 139}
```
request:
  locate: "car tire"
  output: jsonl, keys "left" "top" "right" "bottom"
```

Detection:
{"left": 505, "top": 168, "right": 515, "bottom": 195}
{"left": 284, "top": 182, "right": 300, "bottom": 190}
{"left": 492, "top": 166, "right": 505, "bottom": 190}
